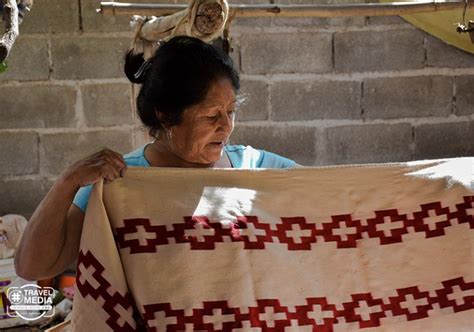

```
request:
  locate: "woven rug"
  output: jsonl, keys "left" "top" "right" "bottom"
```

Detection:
{"left": 70, "top": 158, "right": 474, "bottom": 331}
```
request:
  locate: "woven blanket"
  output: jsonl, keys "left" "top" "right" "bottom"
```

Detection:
{"left": 70, "top": 158, "right": 474, "bottom": 331}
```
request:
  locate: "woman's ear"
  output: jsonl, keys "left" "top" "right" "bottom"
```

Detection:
{"left": 155, "top": 109, "right": 170, "bottom": 130}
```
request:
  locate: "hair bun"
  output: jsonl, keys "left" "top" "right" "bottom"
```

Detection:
{"left": 124, "top": 50, "right": 150, "bottom": 84}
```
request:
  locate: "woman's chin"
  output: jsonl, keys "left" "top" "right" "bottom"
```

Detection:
{"left": 201, "top": 147, "right": 224, "bottom": 162}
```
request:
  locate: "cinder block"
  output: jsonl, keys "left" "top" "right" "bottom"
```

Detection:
{"left": 82, "top": 84, "right": 133, "bottom": 127}
{"left": 227, "top": 0, "right": 270, "bottom": 27}
{"left": 0, "top": 37, "right": 49, "bottom": 81}
{"left": 0, "top": 85, "right": 76, "bottom": 129}
{"left": 272, "top": 15, "right": 365, "bottom": 27}
{"left": 81, "top": 0, "right": 166, "bottom": 32}
{"left": 51, "top": 37, "right": 129, "bottom": 79}
{"left": 229, "top": 45, "right": 241, "bottom": 73}
{"left": 240, "top": 33, "right": 332, "bottom": 74}
{"left": 368, "top": 16, "right": 408, "bottom": 25}
{"left": 21, "top": 0, "right": 79, "bottom": 33}
{"left": 229, "top": 125, "right": 317, "bottom": 165}
{"left": 334, "top": 29, "right": 424, "bottom": 72}
{"left": 271, "top": 80, "right": 361, "bottom": 120}
{"left": 415, "top": 122, "right": 473, "bottom": 159}
{"left": 426, "top": 36, "right": 474, "bottom": 68}
{"left": 226, "top": 0, "right": 271, "bottom": 27}
{"left": 0, "top": 179, "right": 48, "bottom": 217}
{"left": 0, "top": 132, "right": 38, "bottom": 176}
{"left": 228, "top": 0, "right": 268, "bottom": 4}
{"left": 364, "top": 76, "right": 452, "bottom": 119}
{"left": 237, "top": 79, "right": 269, "bottom": 121}
{"left": 40, "top": 130, "right": 133, "bottom": 175}
{"left": 455, "top": 75, "right": 474, "bottom": 116}
{"left": 234, "top": 17, "right": 273, "bottom": 29}
{"left": 271, "top": 0, "right": 365, "bottom": 27}
{"left": 324, "top": 123, "right": 412, "bottom": 164}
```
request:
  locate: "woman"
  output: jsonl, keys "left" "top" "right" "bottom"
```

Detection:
{"left": 14, "top": 36, "right": 297, "bottom": 281}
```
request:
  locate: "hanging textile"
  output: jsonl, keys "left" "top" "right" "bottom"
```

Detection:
{"left": 380, "top": 0, "right": 474, "bottom": 54}
{"left": 70, "top": 158, "right": 473, "bottom": 331}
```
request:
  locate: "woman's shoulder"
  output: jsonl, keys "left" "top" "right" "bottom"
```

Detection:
{"left": 225, "top": 144, "right": 296, "bottom": 169}
{"left": 122, "top": 145, "right": 150, "bottom": 167}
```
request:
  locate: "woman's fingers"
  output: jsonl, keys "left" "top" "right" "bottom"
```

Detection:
{"left": 104, "top": 155, "right": 127, "bottom": 175}
{"left": 64, "top": 148, "right": 128, "bottom": 188}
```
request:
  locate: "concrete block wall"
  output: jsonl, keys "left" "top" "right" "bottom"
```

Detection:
{"left": 0, "top": 0, "right": 473, "bottom": 217}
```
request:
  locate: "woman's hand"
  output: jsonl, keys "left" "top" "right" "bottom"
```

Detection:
{"left": 62, "top": 148, "right": 128, "bottom": 189}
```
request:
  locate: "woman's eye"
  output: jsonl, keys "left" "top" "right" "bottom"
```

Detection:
{"left": 207, "top": 115, "right": 218, "bottom": 120}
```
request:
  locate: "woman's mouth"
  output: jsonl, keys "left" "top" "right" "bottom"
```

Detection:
{"left": 209, "top": 141, "right": 225, "bottom": 148}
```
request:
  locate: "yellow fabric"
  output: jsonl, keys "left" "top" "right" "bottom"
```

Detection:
{"left": 70, "top": 158, "right": 473, "bottom": 331}
{"left": 380, "top": 0, "right": 474, "bottom": 54}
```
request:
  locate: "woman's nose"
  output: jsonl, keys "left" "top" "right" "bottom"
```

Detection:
{"left": 217, "top": 112, "right": 233, "bottom": 131}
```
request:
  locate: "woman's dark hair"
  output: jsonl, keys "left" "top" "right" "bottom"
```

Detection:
{"left": 124, "top": 36, "right": 240, "bottom": 138}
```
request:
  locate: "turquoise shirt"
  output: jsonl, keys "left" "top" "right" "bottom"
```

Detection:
{"left": 72, "top": 144, "right": 295, "bottom": 212}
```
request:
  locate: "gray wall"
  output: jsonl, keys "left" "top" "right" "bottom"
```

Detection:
{"left": 1, "top": 0, "right": 473, "bottom": 217}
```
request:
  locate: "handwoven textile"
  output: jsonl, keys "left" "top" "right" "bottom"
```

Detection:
{"left": 70, "top": 158, "right": 474, "bottom": 331}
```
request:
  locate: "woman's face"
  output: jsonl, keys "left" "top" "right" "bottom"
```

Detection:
{"left": 167, "top": 77, "right": 237, "bottom": 165}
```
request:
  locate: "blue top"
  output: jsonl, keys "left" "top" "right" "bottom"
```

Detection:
{"left": 72, "top": 144, "right": 296, "bottom": 212}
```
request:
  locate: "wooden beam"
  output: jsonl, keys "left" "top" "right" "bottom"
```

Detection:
{"left": 99, "top": 1, "right": 470, "bottom": 18}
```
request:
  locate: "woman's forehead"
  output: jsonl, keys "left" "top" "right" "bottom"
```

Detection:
{"left": 202, "top": 79, "right": 236, "bottom": 107}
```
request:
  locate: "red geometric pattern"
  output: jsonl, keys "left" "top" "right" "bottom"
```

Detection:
{"left": 76, "top": 250, "right": 139, "bottom": 331}
{"left": 142, "top": 276, "right": 474, "bottom": 331}
{"left": 115, "top": 196, "right": 474, "bottom": 252}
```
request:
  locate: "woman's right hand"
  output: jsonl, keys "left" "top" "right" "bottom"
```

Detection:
{"left": 62, "top": 148, "right": 128, "bottom": 189}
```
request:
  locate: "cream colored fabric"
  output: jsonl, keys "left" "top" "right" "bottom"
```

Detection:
{"left": 130, "top": 0, "right": 229, "bottom": 60}
{"left": 380, "top": 0, "right": 474, "bottom": 54}
{"left": 71, "top": 158, "right": 473, "bottom": 331}
{"left": 0, "top": 214, "right": 27, "bottom": 260}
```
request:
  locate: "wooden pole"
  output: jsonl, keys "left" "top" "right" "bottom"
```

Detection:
{"left": 0, "top": 0, "right": 19, "bottom": 62}
{"left": 99, "top": 1, "right": 470, "bottom": 18}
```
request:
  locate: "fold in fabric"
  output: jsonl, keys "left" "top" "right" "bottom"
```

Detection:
{"left": 70, "top": 158, "right": 474, "bottom": 331}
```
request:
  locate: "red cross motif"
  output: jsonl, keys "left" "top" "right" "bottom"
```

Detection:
{"left": 436, "top": 277, "right": 474, "bottom": 312}
{"left": 198, "top": 301, "right": 236, "bottom": 330}
{"left": 183, "top": 216, "right": 218, "bottom": 250}
{"left": 343, "top": 293, "right": 386, "bottom": 328}
{"left": 389, "top": 287, "right": 434, "bottom": 321}
{"left": 302, "top": 297, "right": 337, "bottom": 329}
{"left": 76, "top": 251, "right": 111, "bottom": 300}
{"left": 76, "top": 250, "right": 137, "bottom": 331}
{"left": 115, "top": 218, "right": 167, "bottom": 253}
{"left": 143, "top": 303, "right": 186, "bottom": 331}
{"left": 413, "top": 202, "right": 452, "bottom": 238}
{"left": 274, "top": 217, "right": 316, "bottom": 250}
{"left": 366, "top": 209, "right": 409, "bottom": 245}
{"left": 233, "top": 216, "right": 272, "bottom": 249}
{"left": 454, "top": 196, "right": 474, "bottom": 228}
{"left": 321, "top": 214, "right": 363, "bottom": 248}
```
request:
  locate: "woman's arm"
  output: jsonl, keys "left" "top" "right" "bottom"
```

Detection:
{"left": 14, "top": 149, "right": 127, "bottom": 281}
{"left": 14, "top": 175, "right": 83, "bottom": 280}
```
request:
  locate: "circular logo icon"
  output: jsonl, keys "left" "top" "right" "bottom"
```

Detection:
{"left": 8, "top": 289, "right": 23, "bottom": 304}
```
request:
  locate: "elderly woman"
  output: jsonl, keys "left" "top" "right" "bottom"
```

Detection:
{"left": 14, "top": 36, "right": 297, "bottom": 281}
